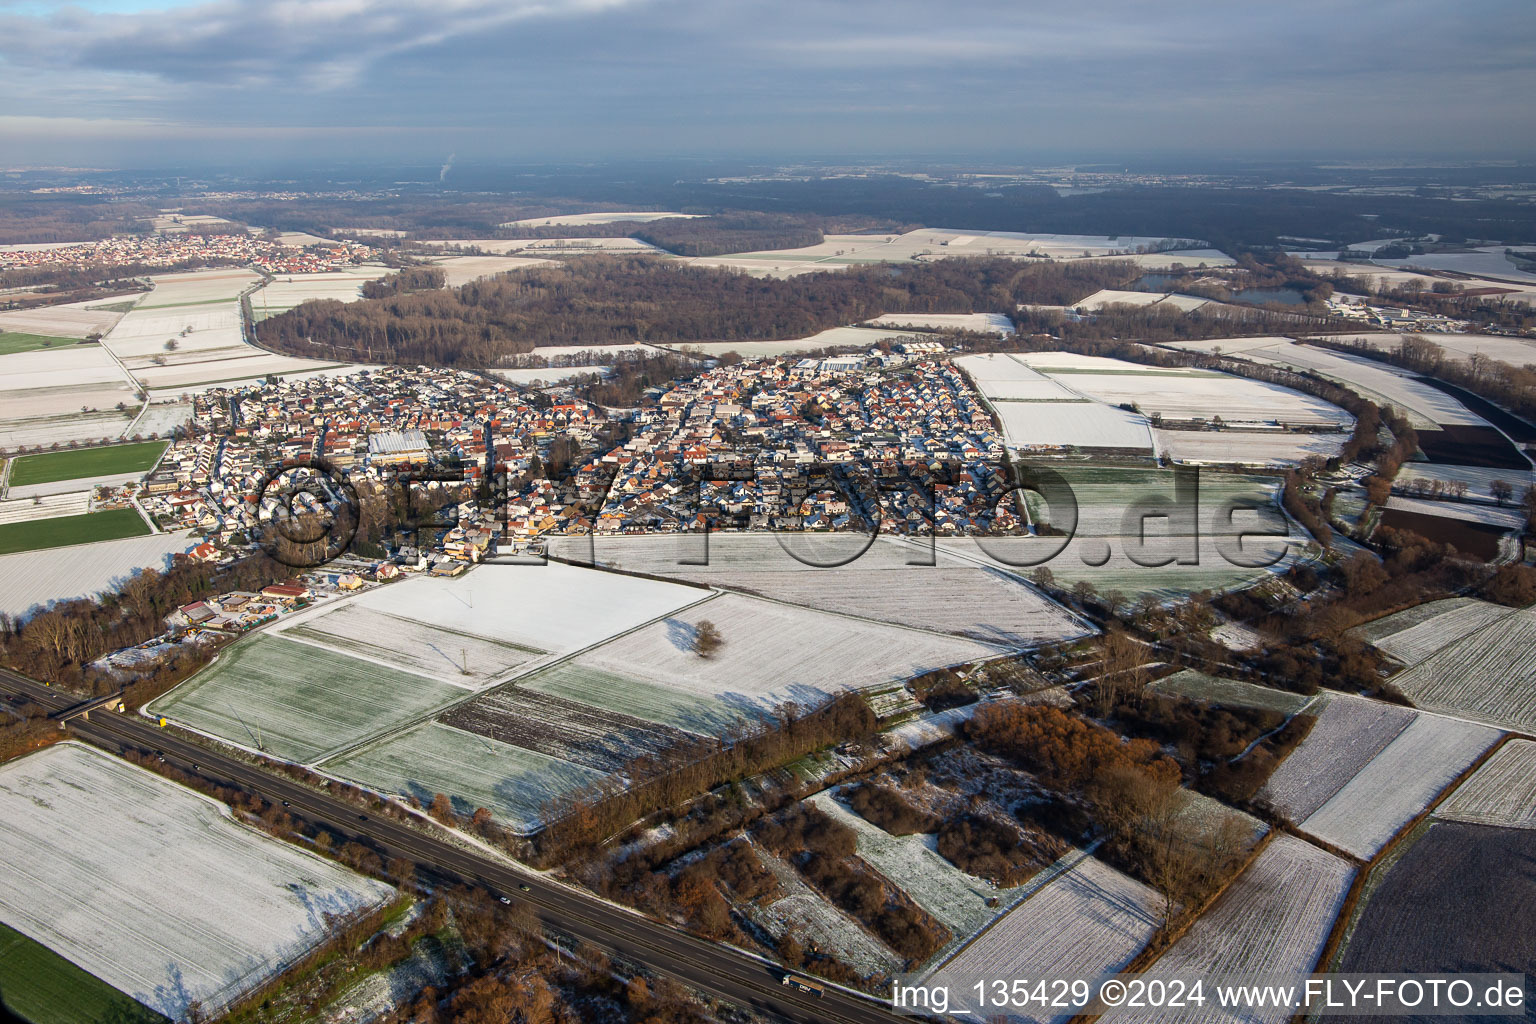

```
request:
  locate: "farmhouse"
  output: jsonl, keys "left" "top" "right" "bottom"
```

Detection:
{"left": 260, "top": 582, "right": 311, "bottom": 605}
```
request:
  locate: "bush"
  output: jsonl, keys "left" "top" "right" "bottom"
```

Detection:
{"left": 844, "top": 783, "right": 941, "bottom": 835}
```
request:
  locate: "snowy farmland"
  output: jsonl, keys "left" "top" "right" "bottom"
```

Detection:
{"left": 993, "top": 399, "right": 1153, "bottom": 451}
{"left": 864, "top": 312, "right": 1015, "bottom": 336}
{"left": 0, "top": 296, "right": 133, "bottom": 338}
{"left": 1350, "top": 597, "right": 1517, "bottom": 665}
{"left": 248, "top": 267, "right": 394, "bottom": 320}
{"left": 0, "top": 530, "right": 191, "bottom": 619}
{"left": 1150, "top": 670, "right": 1314, "bottom": 716}
{"left": 1035, "top": 362, "right": 1352, "bottom": 429}
{"left": 322, "top": 720, "right": 604, "bottom": 834}
{"left": 933, "top": 853, "right": 1161, "bottom": 1020}
{"left": 556, "top": 591, "right": 998, "bottom": 709}
{"left": 1437, "top": 740, "right": 1536, "bottom": 830}
{"left": 1263, "top": 692, "right": 1417, "bottom": 823}
{"left": 1298, "top": 713, "right": 1499, "bottom": 859}
{"left": 0, "top": 743, "right": 394, "bottom": 1020}
{"left": 1388, "top": 606, "right": 1536, "bottom": 733}
{"left": 1153, "top": 429, "right": 1348, "bottom": 467}
{"left": 503, "top": 211, "right": 701, "bottom": 227}
{"left": 1101, "top": 835, "right": 1352, "bottom": 1024}
{"left": 808, "top": 791, "right": 1000, "bottom": 936}
{"left": 332, "top": 562, "right": 705, "bottom": 655}
{"left": 430, "top": 254, "right": 551, "bottom": 287}
{"left": 147, "top": 635, "right": 478, "bottom": 763}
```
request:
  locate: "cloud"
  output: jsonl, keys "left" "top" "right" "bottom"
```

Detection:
{"left": 0, "top": 0, "right": 1533, "bottom": 163}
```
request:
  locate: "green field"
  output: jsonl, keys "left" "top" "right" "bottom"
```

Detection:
{"left": 0, "top": 509, "right": 151, "bottom": 555}
{"left": 149, "top": 635, "right": 472, "bottom": 763}
{"left": 9, "top": 441, "right": 168, "bottom": 487}
{"left": 0, "top": 923, "right": 164, "bottom": 1024}
{"left": 0, "top": 332, "right": 91, "bottom": 356}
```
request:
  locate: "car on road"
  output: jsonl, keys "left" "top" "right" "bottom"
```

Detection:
{"left": 519, "top": 884, "right": 531, "bottom": 892}
{"left": 498, "top": 896, "right": 512, "bottom": 904}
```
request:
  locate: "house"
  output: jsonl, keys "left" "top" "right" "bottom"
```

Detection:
{"left": 260, "top": 583, "right": 311, "bottom": 605}
{"left": 187, "top": 541, "right": 220, "bottom": 562}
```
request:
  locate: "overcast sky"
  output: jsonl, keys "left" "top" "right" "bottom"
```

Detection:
{"left": 3, "top": 0, "right": 1534, "bottom": 167}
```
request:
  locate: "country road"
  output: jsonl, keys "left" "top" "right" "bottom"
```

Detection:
{"left": 0, "top": 669, "right": 910, "bottom": 1024}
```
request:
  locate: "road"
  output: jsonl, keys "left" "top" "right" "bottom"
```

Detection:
{"left": 0, "top": 669, "right": 907, "bottom": 1024}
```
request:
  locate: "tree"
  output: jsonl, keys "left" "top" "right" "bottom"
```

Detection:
{"left": 428, "top": 792, "right": 456, "bottom": 825}
{"left": 692, "top": 619, "right": 723, "bottom": 658}
{"left": 1491, "top": 479, "right": 1514, "bottom": 506}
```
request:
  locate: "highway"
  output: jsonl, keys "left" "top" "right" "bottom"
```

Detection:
{"left": 0, "top": 669, "right": 908, "bottom": 1024}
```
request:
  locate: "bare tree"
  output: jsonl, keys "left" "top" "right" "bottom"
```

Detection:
{"left": 692, "top": 619, "right": 724, "bottom": 658}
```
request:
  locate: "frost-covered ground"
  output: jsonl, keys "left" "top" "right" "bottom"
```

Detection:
{"left": 1150, "top": 670, "right": 1314, "bottom": 715}
{"left": 1154, "top": 429, "right": 1348, "bottom": 466}
{"left": 1299, "top": 713, "right": 1499, "bottom": 858}
{"left": 0, "top": 743, "right": 394, "bottom": 1020}
{"left": 745, "top": 844, "right": 904, "bottom": 976}
{"left": 322, "top": 720, "right": 604, "bottom": 833}
{"left": 503, "top": 211, "right": 701, "bottom": 227}
{"left": 1100, "top": 835, "right": 1352, "bottom": 1024}
{"left": 1389, "top": 609, "right": 1536, "bottom": 733}
{"left": 1351, "top": 597, "right": 1516, "bottom": 665}
{"left": 1041, "top": 362, "right": 1352, "bottom": 428}
{"left": 249, "top": 267, "right": 393, "bottom": 319}
{"left": 1437, "top": 739, "right": 1536, "bottom": 829}
{"left": 0, "top": 296, "right": 132, "bottom": 338}
{"left": 865, "top": 312, "right": 1015, "bottom": 335}
{"left": 1264, "top": 692, "right": 1417, "bottom": 823}
{"left": 808, "top": 791, "right": 999, "bottom": 936}
{"left": 0, "top": 529, "right": 192, "bottom": 619}
{"left": 148, "top": 635, "right": 477, "bottom": 763}
{"left": 933, "top": 854, "right": 1161, "bottom": 1023}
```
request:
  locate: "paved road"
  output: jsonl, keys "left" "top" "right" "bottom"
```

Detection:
{"left": 0, "top": 670, "right": 907, "bottom": 1024}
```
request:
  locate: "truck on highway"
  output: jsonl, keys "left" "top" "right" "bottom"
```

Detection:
{"left": 781, "top": 974, "right": 824, "bottom": 997}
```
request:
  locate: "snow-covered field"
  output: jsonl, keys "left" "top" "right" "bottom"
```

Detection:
{"left": 1384, "top": 494, "right": 1527, "bottom": 528}
{"left": 809, "top": 791, "right": 1001, "bottom": 936}
{"left": 503, "top": 211, "right": 700, "bottom": 227}
{"left": 491, "top": 365, "right": 609, "bottom": 385}
{"left": 1352, "top": 597, "right": 1517, "bottom": 665}
{"left": 1437, "top": 740, "right": 1536, "bottom": 829}
{"left": 1299, "top": 713, "right": 1499, "bottom": 859}
{"left": 148, "top": 635, "right": 477, "bottom": 763}
{"left": 1389, "top": 606, "right": 1536, "bottom": 732}
{"left": 129, "top": 400, "right": 193, "bottom": 437}
{"left": 1162, "top": 337, "right": 1487, "bottom": 430}
{"left": 430, "top": 254, "right": 550, "bottom": 287}
{"left": 1396, "top": 462, "right": 1536, "bottom": 496}
{"left": 249, "top": 268, "right": 393, "bottom": 318}
{"left": 337, "top": 562, "right": 704, "bottom": 655}
{"left": 1150, "top": 670, "right": 1314, "bottom": 715}
{"left": 865, "top": 312, "right": 1015, "bottom": 336}
{"left": 956, "top": 353, "right": 1079, "bottom": 399}
{"left": 1263, "top": 692, "right": 1418, "bottom": 823}
{"left": 1154, "top": 429, "right": 1348, "bottom": 466}
{"left": 0, "top": 490, "right": 90, "bottom": 525}
{"left": 1102, "top": 835, "right": 1351, "bottom": 1024}
{"left": 0, "top": 529, "right": 191, "bottom": 619}
{"left": 278, "top": 601, "right": 543, "bottom": 686}
{"left": 0, "top": 743, "right": 394, "bottom": 1020}
{"left": 0, "top": 343, "right": 139, "bottom": 441}
{"left": 423, "top": 236, "right": 662, "bottom": 254}
{"left": 565, "top": 591, "right": 998, "bottom": 707}
{"left": 994, "top": 400, "right": 1153, "bottom": 451}
{"left": 1038, "top": 363, "right": 1352, "bottom": 428}
{"left": 747, "top": 845, "right": 903, "bottom": 975}
{"left": 0, "top": 297, "right": 134, "bottom": 338}
{"left": 665, "top": 326, "right": 920, "bottom": 359}
{"left": 1329, "top": 331, "right": 1536, "bottom": 369}
{"left": 937, "top": 853, "right": 1160, "bottom": 1021}
{"left": 322, "top": 720, "right": 604, "bottom": 834}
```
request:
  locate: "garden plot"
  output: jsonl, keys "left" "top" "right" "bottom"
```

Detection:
{"left": 1389, "top": 607, "right": 1536, "bottom": 732}
{"left": 0, "top": 530, "right": 190, "bottom": 619}
{"left": 0, "top": 297, "right": 132, "bottom": 338}
{"left": 1151, "top": 670, "right": 1313, "bottom": 715}
{"left": 1044, "top": 368, "right": 1351, "bottom": 428}
{"left": 563, "top": 592, "right": 998, "bottom": 711}
{"left": 808, "top": 791, "right": 999, "bottom": 936}
{"left": 934, "top": 855, "right": 1160, "bottom": 1020}
{"left": 1437, "top": 740, "right": 1536, "bottom": 829}
{"left": 278, "top": 602, "right": 542, "bottom": 685}
{"left": 865, "top": 312, "right": 1014, "bottom": 336}
{"left": 1102, "top": 835, "right": 1351, "bottom": 1024}
{"left": 147, "top": 635, "right": 475, "bottom": 763}
{"left": 1263, "top": 692, "right": 1417, "bottom": 824}
{"left": 745, "top": 844, "right": 904, "bottom": 976}
{"left": 440, "top": 687, "right": 696, "bottom": 772}
{"left": 1350, "top": 596, "right": 1516, "bottom": 665}
{"left": 1154, "top": 429, "right": 1347, "bottom": 466}
{"left": 0, "top": 743, "right": 393, "bottom": 1021}
{"left": 333, "top": 562, "right": 703, "bottom": 655}
{"left": 323, "top": 720, "right": 604, "bottom": 834}
{"left": 1299, "top": 713, "right": 1499, "bottom": 859}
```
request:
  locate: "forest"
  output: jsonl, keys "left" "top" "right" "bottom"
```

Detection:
{"left": 253, "top": 256, "right": 1138, "bottom": 365}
